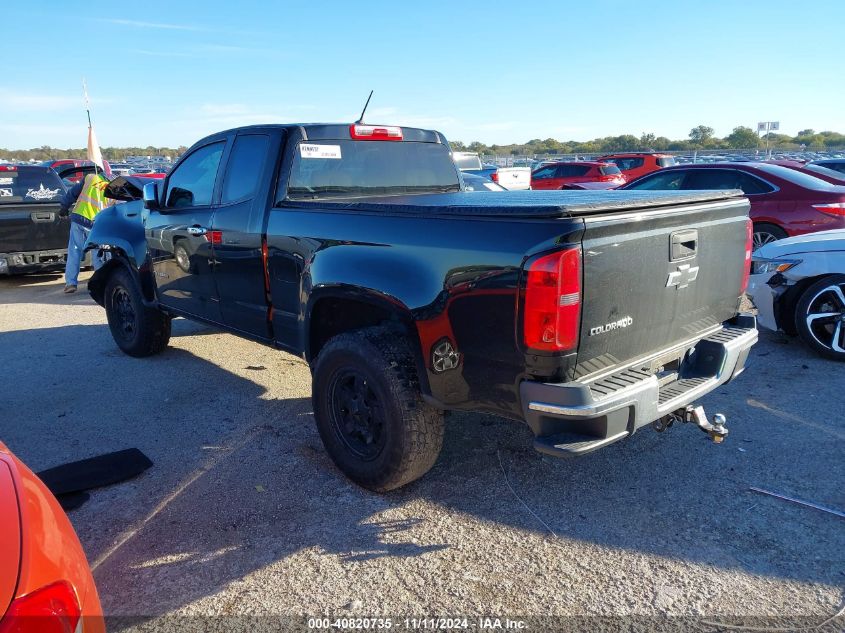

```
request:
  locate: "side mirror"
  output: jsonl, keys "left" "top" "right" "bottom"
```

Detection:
{"left": 142, "top": 182, "right": 160, "bottom": 210}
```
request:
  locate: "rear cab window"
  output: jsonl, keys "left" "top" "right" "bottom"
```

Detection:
{"left": 286, "top": 140, "right": 460, "bottom": 200}
{"left": 0, "top": 168, "right": 64, "bottom": 204}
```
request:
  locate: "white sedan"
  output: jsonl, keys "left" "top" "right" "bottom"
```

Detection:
{"left": 747, "top": 229, "right": 845, "bottom": 360}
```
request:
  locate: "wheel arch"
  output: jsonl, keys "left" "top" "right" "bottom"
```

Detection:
{"left": 776, "top": 273, "right": 840, "bottom": 335}
{"left": 88, "top": 248, "right": 157, "bottom": 308}
{"left": 305, "top": 287, "right": 431, "bottom": 396}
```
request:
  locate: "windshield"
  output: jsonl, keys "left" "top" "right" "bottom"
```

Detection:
{"left": 754, "top": 163, "right": 841, "bottom": 191}
{"left": 452, "top": 153, "right": 483, "bottom": 170}
{"left": 599, "top": 165, "right": 622, "bottom": 176}
{"left": 287, "top": 141, "right": 460, "bottom": 200}
{"left": 801, "top": 163, "right": 845, "bottom": 182}
{"left": 0, "top": 168, "right": 64, "bottom": 204}
{"left": 657, "top": 156, "right": 676, "bottom": 167}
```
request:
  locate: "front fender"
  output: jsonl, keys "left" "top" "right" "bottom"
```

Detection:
{"left": 84, "top": 201, "right": 148, "bottom": 268}
{"left": 84, "top": 201, "right": 154, "bottom": 306}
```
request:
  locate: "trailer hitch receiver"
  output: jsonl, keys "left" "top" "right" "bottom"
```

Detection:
{"left": 652, "top": 405, "right": 728, "bottom": 443}
{"left": 685, "top": 405, "right": 728, "bottom": 442}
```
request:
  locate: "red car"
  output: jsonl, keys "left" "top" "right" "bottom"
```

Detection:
{"left": 0, "top": 441, "right": 104, "bottom": 633}
{"left": 621, "top": 162, "right": 845, "bottom": 249}
{"left": 595, "top": 152, "right": 676, "bottom": 181}
{"left": 530, "top": 161, "right": 625, "bottom": 190}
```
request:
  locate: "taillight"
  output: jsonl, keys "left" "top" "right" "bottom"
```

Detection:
{"left": 740, "top": 219, "right": 753, "bottom": 295}
{"left": 523, "top": 248, "right": 581, "bottom": 352}
{"left": 812, "top": 202, "right": 845, "bottom": 217}
{"left": 0, "top": 581, "right": 82, "bottom": 633}
{"left": 349, "top": 124, "right": 402, "bottom": 141}
{"left": 490, "top": 172, "right": 499, "bottom": 183}
{"left": 0, "top": 165, "right": 16, "bottom": 171}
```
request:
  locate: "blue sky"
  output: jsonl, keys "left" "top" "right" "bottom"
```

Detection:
{"left": 1, "top": 1, "right": 843, "bottom": 149}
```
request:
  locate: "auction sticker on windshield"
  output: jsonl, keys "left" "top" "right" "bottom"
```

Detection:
{"left": 300, "top": 144, "right": 342, "bottom": 159}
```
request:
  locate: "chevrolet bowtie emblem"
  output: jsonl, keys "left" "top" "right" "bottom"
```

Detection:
{"left": 666, "top": 263, "right": 699, "bottom": 289}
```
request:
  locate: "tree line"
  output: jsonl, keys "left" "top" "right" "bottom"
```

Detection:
{"left": 1, "top": 127, "right": 844, "bottom": 163}
{"left": 449, "top": 127, "right": 845, "bottom": 156}
{"left": 0, "top": 145, "right": 189, "bottom": 163}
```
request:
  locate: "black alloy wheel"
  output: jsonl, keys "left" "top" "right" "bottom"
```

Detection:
{"left": 328, "top": 368, "right": 387, "bottom": 461}
{"left": 111, "top": 285, "right": 137, "bottom": 343}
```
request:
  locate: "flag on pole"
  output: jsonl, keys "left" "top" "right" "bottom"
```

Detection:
{"left": 87, "top": 125, "right": 105, "bottom": 171}
{"left": 82, "top": 77, "right": 105, "bottom": 171}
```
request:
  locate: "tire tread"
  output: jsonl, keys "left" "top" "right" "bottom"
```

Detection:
{"left": 312, "top": 325, "right": 444, "bottom": 491}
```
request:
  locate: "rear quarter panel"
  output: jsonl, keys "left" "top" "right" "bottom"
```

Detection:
{"left": 266, "top": 206, "right": 583, "bottom": 418}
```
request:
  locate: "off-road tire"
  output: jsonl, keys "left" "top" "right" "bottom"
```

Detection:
{"left": 795, "top": 274, "right": 845, "bottom": 361}
{"left": 104, "top": 267, "right": 171, "bottom": 357}
{"left": 312, "top": 326, "right": 444, "bottom": 491}
{"left": 752, "top": 223, "right": 787, "bottom": 250}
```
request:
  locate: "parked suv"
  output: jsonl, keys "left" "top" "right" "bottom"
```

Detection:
{"left": 531, "top": 161, "right": 625, "bottom": 190}
{"left": 596, "top": 152, "right": 676, "bottom": 181}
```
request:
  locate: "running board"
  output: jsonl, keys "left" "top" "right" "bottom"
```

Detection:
{"left": 533, "top": 430, "right": 630, "bottom": 457}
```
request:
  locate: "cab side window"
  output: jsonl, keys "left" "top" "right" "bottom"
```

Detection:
{"left": 165, "top": 142, "right": 225, "bottom": 208}
{"left": 735, "top": 172, "right": 774, "bottom": 195}
{"left": 616, "top": 157, "right": 645, "bottom": 171}
{"left": 626, "top": 170, "right": 685, "bottom": 190}
{"left": 221, "top": 135, "right": 270, "bottom": 203}
{"left": 532, "top": 166, "right": 557, "bottom": 179}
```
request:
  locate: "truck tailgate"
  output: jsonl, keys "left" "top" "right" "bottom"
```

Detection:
{"left": 574, "top": 196, "right": 750, "bottom": 378}
{"left": 496, "top": 167, "right": 532, "bottom": 191}
{"left": 0, "top": 202, "right": 68, "bottom": 254}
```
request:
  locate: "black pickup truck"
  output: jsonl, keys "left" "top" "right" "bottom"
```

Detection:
{"left": 85, "top": 123, "right": 757, "bottom": 491}
{"left": 0, "top": 165, "right": 69, "bottom": 275}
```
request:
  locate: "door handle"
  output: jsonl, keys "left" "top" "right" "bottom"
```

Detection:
{"left": 186, "top": 226, "right": 207, "bottom": 236}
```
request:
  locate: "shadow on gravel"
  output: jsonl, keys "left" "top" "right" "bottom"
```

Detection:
{"left": 0, "top": 272, "right": 64, "bottom": 287}
{"left": 0, "top": 275, "right": 96, "bottom": 306}
{"left": 0, "top": 324, "right": 451, "bottom": 620}
{"left": 0, "top": 323, "right": 842, "bottom": 622}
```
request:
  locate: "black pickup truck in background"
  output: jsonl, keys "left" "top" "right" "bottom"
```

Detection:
{"left": 85, "top": 123, "right": 757, "bottom": 491}
{"left": 0, "top": 165, "right": 69, "bottom": 275}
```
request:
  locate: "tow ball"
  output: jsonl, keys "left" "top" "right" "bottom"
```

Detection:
{"left": 651, "top": 405, "right": 728, "bottom": 443}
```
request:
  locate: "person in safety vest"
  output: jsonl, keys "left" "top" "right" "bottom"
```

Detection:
{"left": 59, "top": 167, "right": 114, "bottom": 293}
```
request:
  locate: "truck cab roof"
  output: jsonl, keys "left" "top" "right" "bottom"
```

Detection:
{"left": 192, "top": 123, "right": 447, "bottom": 147}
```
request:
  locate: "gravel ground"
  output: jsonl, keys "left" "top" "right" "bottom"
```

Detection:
{"left": 1, "top": 272, "right": 843, "bottom": 630}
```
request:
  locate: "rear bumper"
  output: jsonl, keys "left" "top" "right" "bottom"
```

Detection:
{"left": 520, "top": 314, "right": 758, "bottom": 456}
{"left": 0, "top": 250, "right": 67, "bottom": 275}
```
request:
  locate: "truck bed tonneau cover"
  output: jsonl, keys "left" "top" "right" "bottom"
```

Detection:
{"left": 280, "top": 189, "right": 744, "bottom": 218}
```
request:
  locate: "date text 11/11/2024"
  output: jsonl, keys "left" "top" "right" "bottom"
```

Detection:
{"left": 307, "top": 617, "right": 528, "bottom": 630}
